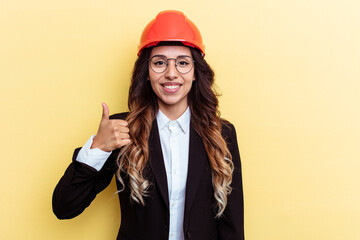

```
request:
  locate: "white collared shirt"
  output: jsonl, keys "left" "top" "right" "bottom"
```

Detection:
{"left": 76, "top": 108, "right": 191, "bottom": 240}
{"left": 156, "top": 108, "right": 190, "bottom": 240}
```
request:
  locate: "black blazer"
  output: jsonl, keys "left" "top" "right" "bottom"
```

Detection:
{"left": 53, "top": 113, "right": 244, "bottom": 240}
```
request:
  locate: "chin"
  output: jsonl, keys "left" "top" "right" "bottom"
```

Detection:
{"left": 158, "top": 96, "right": 186, "bottom": 108}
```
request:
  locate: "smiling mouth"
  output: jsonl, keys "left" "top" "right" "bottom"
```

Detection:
{"left": 164, "top": 85, "right": 179, "bottom": 89}
{"left": 162, "top": 83, "right": 181, "bottom": 92}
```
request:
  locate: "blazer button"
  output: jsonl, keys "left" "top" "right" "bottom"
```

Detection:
{"left": 186, "top": 231, "right": 191, "bottom": 239}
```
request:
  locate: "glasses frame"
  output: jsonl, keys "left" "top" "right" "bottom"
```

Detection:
{"left": 148, "top": 55, "right": 196, "bottom": 74}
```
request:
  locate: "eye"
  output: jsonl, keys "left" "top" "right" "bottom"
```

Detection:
{"left": 176, "top": 56, "right": 192, "bottom": 67}
{"left": 153, "top": 60, "right": 167, "bottom": 66}
{"left": 178, "top": 60, "right": 190, "bottom": 66}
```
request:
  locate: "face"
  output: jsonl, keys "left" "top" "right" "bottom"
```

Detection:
{"left": 148, "top": 45, "right": 195, "bottom": 114}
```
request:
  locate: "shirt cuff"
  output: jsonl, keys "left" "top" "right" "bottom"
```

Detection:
{"left": 76, "top": 135, "right": 112, "bottom": 171}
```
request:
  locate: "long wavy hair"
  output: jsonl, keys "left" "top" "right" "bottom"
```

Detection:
{"left": 116, "top": 46, "right": 234, "bottom": 218}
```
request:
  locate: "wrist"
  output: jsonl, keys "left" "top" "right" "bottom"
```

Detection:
{"left": 91, "top": 135, "right": 103, "bottom": 150}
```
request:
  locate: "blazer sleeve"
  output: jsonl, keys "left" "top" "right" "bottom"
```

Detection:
{"left": 52, "top": 113, "right": 127, "bottom": 219}
{"left": 218, "top": 123, "right": 245, "bottom": 239}
{"left": 52, "top": 148, "right": 118, "bottom": 219}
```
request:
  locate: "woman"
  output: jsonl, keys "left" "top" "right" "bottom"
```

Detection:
{"left": 53, "top": 10, "right": 244, "bottom": 240}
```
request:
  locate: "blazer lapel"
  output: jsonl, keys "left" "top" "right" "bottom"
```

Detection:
{"left": 184, "top": 123, "right": 208, "bottom": 217}
{"left": 148, "top": 120, "right": 169, "bottom": 209}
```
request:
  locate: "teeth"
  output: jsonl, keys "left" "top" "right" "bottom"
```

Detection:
{"left": 164, "top": 85, "right": 179, "bottom": 89}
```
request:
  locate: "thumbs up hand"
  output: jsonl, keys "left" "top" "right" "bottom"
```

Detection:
{"left": 91, "top": 103, "right": 131, "bottom": 152}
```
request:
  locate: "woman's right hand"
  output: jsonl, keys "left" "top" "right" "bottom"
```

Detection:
{"left": 91, "top": 103, "right": 131, "bottom": 152}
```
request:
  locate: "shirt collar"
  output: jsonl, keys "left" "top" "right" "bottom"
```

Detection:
{"left": 156, "top": 107, "right": 191, "bottom": 134}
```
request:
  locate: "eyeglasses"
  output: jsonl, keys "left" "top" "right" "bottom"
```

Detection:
{"left": 149, "top": 55, "right": 195, "bottom": 74}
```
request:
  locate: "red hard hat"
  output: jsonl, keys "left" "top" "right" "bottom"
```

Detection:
{"left": 138, "top": 10, "right": 205, "bottom": 56}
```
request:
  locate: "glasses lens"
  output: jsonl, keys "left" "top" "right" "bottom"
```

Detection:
{"left": 176, "top": 56, "right": 194, "bottom": 74}
{"left": 150, "top": 56, "right": 168, "bottom": 73}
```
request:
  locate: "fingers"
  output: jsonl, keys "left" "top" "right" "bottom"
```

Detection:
{"left": 115, "top": 138, "right": 132, "bottom": 148}
{"left": 112, "top": 131, "right": 131, "bottom": 149}
{"left": 112, "top": 124, "right": 131, "bottom": 148}
{"left": 113, "top": 126, "right": 130, "bottom": 139}
{"left": 114, "top": 119, "right": 128, "bottom": 127}
{"left": 102, "top": 102, "right": 110, "bottom": 120}
{"left": 118, "top": 126, "right": 129, "bottom": 133}
{"left": 109, "top": 120, "right": 131, "bottom": 148}
{"left": 109, "top": 120, "right": 129, "bottom": 131}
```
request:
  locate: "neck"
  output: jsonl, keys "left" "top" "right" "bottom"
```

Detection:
{"left": 158, "top": 102, "right": 188, "bottom": 121}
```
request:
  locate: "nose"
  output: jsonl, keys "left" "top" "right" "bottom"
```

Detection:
{"left": 165, "top": 59, "right": 178, "bottom": 79}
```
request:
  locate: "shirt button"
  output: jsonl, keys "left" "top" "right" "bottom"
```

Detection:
{"left": 186, "top": 231, "right": 192, "bottom": 238}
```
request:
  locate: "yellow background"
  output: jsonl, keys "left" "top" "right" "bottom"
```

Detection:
{"left": 1, "top": 0, "right": 359, "bottom": 239}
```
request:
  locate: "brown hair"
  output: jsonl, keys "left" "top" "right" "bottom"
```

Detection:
{"left": 116, "top": 46, "right": 233, "bottom": 217}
